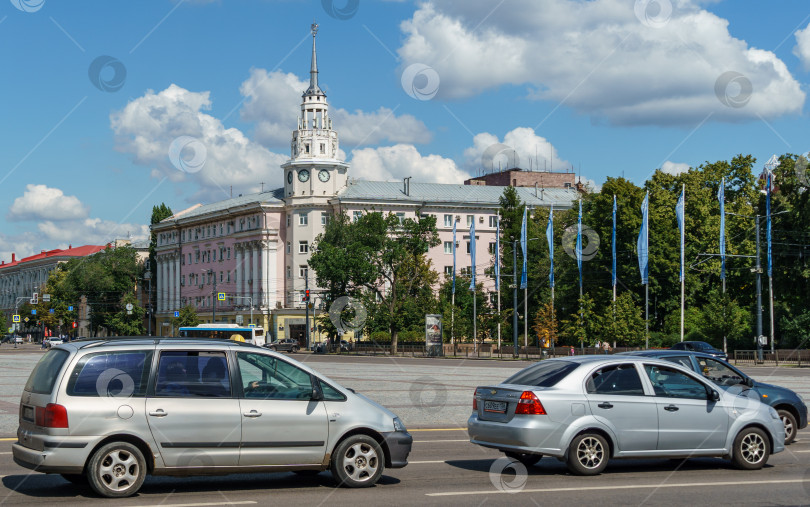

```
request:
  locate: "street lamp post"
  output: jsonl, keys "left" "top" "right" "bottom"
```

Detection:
{"left": 143, "top": 269, "right": 152, "bottom": 336}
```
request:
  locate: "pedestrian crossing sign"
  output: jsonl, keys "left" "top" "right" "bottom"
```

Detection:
{"left": 12, "top": 315, "right": 20, "bottom": 323}
{"left": 217, "top": 292, "right": 226, "bottom": 301}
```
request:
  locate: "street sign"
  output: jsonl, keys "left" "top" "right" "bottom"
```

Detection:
{"left": 235, "top": 315, "right": 243, "bottom": 324}
{"left": 24, "top": 317, "right": 29, "bottom": 323}
{"left": 31, "top": 309, "right": 36, "bottom": 315}
{"left": 72, "top": 322, "right": 77, "bottom": 329}
{"left": 42, "top": 294, "right": 51, "bottom": 302}
{"left": 12, "top": 315, "right": 20, "bottom": 323}
{"left": 217, "top": 292, "right": 226, "bottom": 301}
{"left": 49, "top": 309, "right": 54, "bottom": 314}
{"left": 162, "top": 322, "right": 170, "bottom": 326}
{"left": 125, "top": 303, "right": 134, "bottom": 311}
{"left": 248, "top": 324, "right": 256, "bottom": 328}
{"left": 68, "top": 306, "right": 73, "bottom": 312}
{"left": 173, "top": 311, "right": 180, "bottom": 318}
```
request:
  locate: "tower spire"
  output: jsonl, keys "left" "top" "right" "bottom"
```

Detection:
{"left": 305, "top": 22, "right": 323, "bottom": 97}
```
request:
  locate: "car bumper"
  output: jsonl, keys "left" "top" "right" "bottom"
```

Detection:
{"left": 12, "top": 441, "right": 85, "bottom": 474}
{"left": 381, "top": 431, "right": 412, "bottom": 468}
{"left": 467, "top": 413, "right": 565, "bottom": 458}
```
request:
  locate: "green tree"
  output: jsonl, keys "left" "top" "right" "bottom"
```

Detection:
{"left": 602, "top": 292, "right": 645, "bottom": 346}
{"left": 108, "top": 293, "right": 145, "bottom": 335}
{"left": 173, "top": 305, "right": 201, "bottom": 329}
{"left": 532, "top": 301, "right": 558, "bottom": 348}
{"left": 697, "top": 290, "right": 751, "bottom": 350}
{"left": 310, "top": 212, "right": 440, "bottom": 353}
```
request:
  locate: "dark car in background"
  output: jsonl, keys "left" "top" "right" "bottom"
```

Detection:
{"left": 264, "top": 338, "right": 301, "bottom": 353}
{"left": 621, "top": 349, "right": 807, "bottom": 444}
{"left": 670, "top": 341, "right": 728, "bottom": 361}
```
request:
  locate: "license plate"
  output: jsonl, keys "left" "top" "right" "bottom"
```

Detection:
{"left": 22, "top": 405, "right": 34, "bottom": 422}
{"left": 483, "top": 400, "right": 507, "bottom": 413}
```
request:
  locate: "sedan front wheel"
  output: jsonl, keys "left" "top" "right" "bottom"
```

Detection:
{"left": 731, "top": 427, "right": 770, "bottom": 470}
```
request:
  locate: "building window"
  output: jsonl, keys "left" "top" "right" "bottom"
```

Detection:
{"left": 353, "top": 210, "right": 362, "bottom": 222}
{"left": 220, "top": 272, "right": 224, "bottom": 283}
{"left": 321, "top": 212, "right": 329, "bottom": 225}
{"left": 396, "top": 212, "right": 405, "bottom": 225}
{"left": 299, "top": 241, "right": 309, "bottom": 254}
{"left": 489, "top": 216, "right": 498, "bottom": 227}
{"left": 467, "top": 215, "right": 474, "bottom": 226}
{"left": 444, "top": 266, "right": 453, "bottom": 275}
{"left": 444, "top": 241, "right": 453, "bottom": 254}
{"left": 227, "top": 272, "right": 231, "bottom": 282}
{"left": 286, "top": 215, "right": 291, "bottom": 227}
{"left": 299, "top": 213, "right": 308, "bottom": 226}
{"left": 320, "top": 143, "right": 325, "bottom": 154}
{"left": 489, "top": 242, "right": 496, "bottom": 254}
{"left": 286, "top": 266, "right": 291, "bottom": 279}
{"left": 286, "top": 241, "right": 291, "bottom": 254}
{"left": 466, "top": 241, "right": 471, "bottom": 254}
{"left": 299, "top": 265, "right": 308, "bottom": 278}
{"left": 444, "top": 214, "right": 453, "bottom": 227}
{"left": 227, "top": 248, "right": 231, "bottom": 259}
{"left": 305, "top": 144, "right": 310, "bottom": 154}
{"left": 195, "top": 251, "right": 200, "bottom": 263}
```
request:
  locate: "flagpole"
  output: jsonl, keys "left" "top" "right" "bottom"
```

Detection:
{"left": 612, "top": 195, "right": 617, "bottom": 334}
{"left": 451, "top": 221, "right": 456, "bottom": 352}
{"left": 470, "top": 221, "right": 477, "bottom": 354}
{"left": 547, "top": 205, "right": 555, "bottom": 357}
{"left": 577, "top": 199, "right": 583, "bottom": 352}
{"left": 719, "top": 177, "right": 726, "bottom": 353}
{"left": 680, "top": 184, "right": 685, "bottom": 342}
{"left": 766, "top": 167, "right": 775, "bottom": 354}
{"left": 496, "top": 215, "right": 501, "bottom": 353}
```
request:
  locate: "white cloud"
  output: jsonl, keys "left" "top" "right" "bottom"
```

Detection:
{"left": 7, "top": 184, "right": 89, "bottom": 222}
{"left": 111, "top": 84, "right": 286, "bottom": 202}
{"left": 462, "top": 127, "right": 569, "bottom": 174}
{"left": 37, "top": 219, "right": 149, "bottom": 247}
{"left": 239, "top": 68, "right": 432, "bottom": 148}
{"left": 662, "top": 161, "right": 691, "bottom": 175}
{"left": 793, "top": 23, "right": 810, "bottom": 70}
{"left": 349, "top": 144, "right": 469, "bottom": 184}
{"left": 397, "top": 0, "right": 804, "bottom": 125}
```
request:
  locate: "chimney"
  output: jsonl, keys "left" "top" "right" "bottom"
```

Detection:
{"left": 403, "top": 177, "right": 412, "bottom": 196}
{"left": 11, "top": 253, "right": 15, "bottom": 262}
{"left": 68, "top": 244, "right": 72, "bottom": 249}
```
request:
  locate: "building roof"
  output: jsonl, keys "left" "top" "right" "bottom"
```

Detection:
{"left": 0, "top": 244, "right": 107, "bottom": 271}
{"left": 335, "top": 180, "right": 578, "bottom": 208}
{"left": 162, "top": 190, "right": 284, "bottom": 223}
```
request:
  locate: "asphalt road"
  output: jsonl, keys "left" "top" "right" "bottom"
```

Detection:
{"left": 1, "top": 429, "right": 809, "bottom": 505}
{"left": 0, "top": 346, "right": 809, "bottom": 505}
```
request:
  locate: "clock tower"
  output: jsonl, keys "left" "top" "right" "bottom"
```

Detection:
{"left": 282, "top": 23, "right": 349, "bottom": 199}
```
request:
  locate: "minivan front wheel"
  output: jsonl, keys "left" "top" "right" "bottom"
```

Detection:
{"left": 87, "top": 442, "right": 147, "bottom": 498}
{"left": 331, "top": 435, "right": 384, "bottom": 488}
{"left": 731, "top": 427, "right": 770, "bottom": 470}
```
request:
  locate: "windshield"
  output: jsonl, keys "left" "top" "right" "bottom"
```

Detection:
{"left": 504, "top": 360, "right": 579, "bottom": 387}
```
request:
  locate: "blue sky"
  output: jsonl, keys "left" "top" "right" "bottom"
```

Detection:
{"left": 1, "top": 0, "right": 809, "bottom": 260}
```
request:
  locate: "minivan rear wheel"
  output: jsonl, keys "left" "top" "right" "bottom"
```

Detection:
{"left": 731, "top": 427, "right": 770, "bottom": 470}
{"left": 87, "top": 442, "right": 147, "bottom": 498}
{"left": 330, "top": 435, "right": 384, "bottom": 488}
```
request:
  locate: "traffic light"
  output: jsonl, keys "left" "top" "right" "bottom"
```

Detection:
{"left": 72, "top": 322, "right": 77, "bottom": 329}
{"left": 303, "top": 289, "right": 310, "bottom": 302}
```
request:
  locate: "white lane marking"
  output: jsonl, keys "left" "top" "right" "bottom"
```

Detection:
{"left": 129, "top": 502, "right": 256, "bottom": 507}
{"left": 795, "top": 450, "right": 810, "bottom": 453}
{"left": 0, "top": 452, "right": 11, "bottom": 455}
{"left": 410, "top": 460, "right": 447, "bottom": 464}
{"left": 414, "top": 439, "right": 469, "bottom": 443}
{"left": 427, "top": 478, "right": 810, "bottom": 497}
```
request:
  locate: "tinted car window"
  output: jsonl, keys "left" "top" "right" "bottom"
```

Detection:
{"left": 645, "top": 364, "right": 707, "bottom": 400}
{"left": 24, "top": 349, "right": 69, "bottom": 394}
{"left": 663, "top": 355, "right": 693, "bottom": 369}
{"left": 67, "top": 351, "right": 151, "bottom": 397}
{"left": 586, "top": 364, "right": 644, "bottom": 395}
{"left": 505, "top": 361, "right": 579, "bottom": 387}
{"left": 237, "top": 352, "right": 312, "bottom": 400}
{"left": 154, "top": 351, "right": 231, "bottom": 398}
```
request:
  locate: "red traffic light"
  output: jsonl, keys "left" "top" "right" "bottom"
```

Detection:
{"left": 303, "top": 289, "right": 310, "bottom": 302}
{"left": 71, "top": 322, "right": 77, "bottom": 329}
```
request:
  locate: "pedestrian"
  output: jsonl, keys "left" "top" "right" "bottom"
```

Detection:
{"left": 595, "top": 340, "right": 601, "bottom": 351}
{"left": 569, "top": 346, "right": 575, "bottom": 356}
{"left": 603, "top": 341, "right": 610, "bottom": 354}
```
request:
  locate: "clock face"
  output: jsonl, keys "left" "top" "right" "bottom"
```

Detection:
{"left": 287, "top": 171, "right": 293, "bottom": 184}
{"left": 298, "top": 169, "right": 310, "bottom": 182}
{"left": 318, "top": 169, "right": 330, "bottom": 182}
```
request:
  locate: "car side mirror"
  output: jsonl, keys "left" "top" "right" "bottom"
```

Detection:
{"left": 745, "top": 377, "right": 755, "bottom": 388}
{"left": 709, "top": 389, "right": 720, "bottom": 402}
{"left": 310, "top": 376, "right": 324, "bottom": 401}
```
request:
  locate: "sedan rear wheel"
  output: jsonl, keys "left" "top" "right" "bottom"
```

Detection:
{"left": 567, "top": 433, "right": 609, "bottom": 475}
{"left": 778, "top": 409, "right": 797, "bottom": 445}
{"left": 731, "top": 427, "right": 770, "bottom": 470}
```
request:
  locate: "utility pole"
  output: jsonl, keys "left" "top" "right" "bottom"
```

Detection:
{"left": 305, "top": 275, "right": 311, "bottom": 351}
{"left": 512, "top": 240, "right": 518, "bottom": 358}
{"left": 755, "top": 215, "right": 763, "bottom": 361}
{"left": 211, "top": 269, "right": 217, "bottom": 323}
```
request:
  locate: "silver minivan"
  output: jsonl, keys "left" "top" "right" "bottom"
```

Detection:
{"left": 13, "top": 338, "right": 412, "bottom": 498}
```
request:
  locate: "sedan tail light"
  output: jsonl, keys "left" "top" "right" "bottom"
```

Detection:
{"left": 473, "top": 390, "right": 478, "bottom": 410}
{"left": 515, "top": 391, "right": 546, "bottom": 415}
{"left": 35, "top": 403, "right": 68, "bottom": 428}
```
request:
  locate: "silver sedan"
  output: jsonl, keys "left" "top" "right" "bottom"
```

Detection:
{"left": 468, "top": 356, "right": 784, "bottom": 475}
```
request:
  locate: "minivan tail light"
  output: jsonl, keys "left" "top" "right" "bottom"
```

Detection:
{"left": 35, "top": 404, "right": 68, "bottom": 428}
{"left": 515, "top": 391, "right": 546, "bottom": 415}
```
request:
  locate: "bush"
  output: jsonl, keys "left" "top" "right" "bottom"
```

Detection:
{"left": 369, "top": 331, "right": 391, "bottom": 343}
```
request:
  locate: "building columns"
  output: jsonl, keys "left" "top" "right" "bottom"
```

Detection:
{"left": 174, "top": 254, "right": 181, "bottom": 310}
{"left": 252, "top": 242, "right": 260, "bottom": 306}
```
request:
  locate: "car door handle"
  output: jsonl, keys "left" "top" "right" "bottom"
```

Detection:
{"left": 148, "top": 409, "right": 168, "bottom": 417}
{"left": 243, "top": 410, "right": 262, "bottom": 418}
{"left": 597, "top": 402, "right": 613, "bottom": 409}
{"left": 664, "top": 405, "right": 679, "bottom": 412}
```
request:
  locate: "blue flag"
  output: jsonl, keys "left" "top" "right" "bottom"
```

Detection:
{"left": 718, "top": 178, "right": 725, "bottom": 280}
{"left": 520, "top": 207, "right": 527, "bottom": 289}
{"left": 676, "top": 187, "right": 685, "bottom": 282}
{"left": 452, "top": 220, "right": 456, "bottom": 294}
{"left": 576, "top": 199, "right": 583, "bottom": 291}
{"left": 612, "top": 195, "right": 617, "bottom": 288}
{"left": 469, "top": 221, "right": 476, "bottom": 291}
{"left": 494, "top": 215, "right": 500, "bottom": 290}
{"left": 638, "top": 192, "right": 649, "bottom": 285}
{"left": 547, "top": 205, "right": 554, "bottom": 288}
{"left": 767, "top": 171, "right": 772, "bottom": 278}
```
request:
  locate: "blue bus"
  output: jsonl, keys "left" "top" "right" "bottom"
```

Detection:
{"left": 178, "top": 324, "right": 267, "bottom": 346}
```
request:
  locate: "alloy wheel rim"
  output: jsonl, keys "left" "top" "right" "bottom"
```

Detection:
{"left": 99, "top": 449, "right": 139, "bottom": 492}
{"left": 781, "top": 415, "right": 794, "bottom": 439}
{"left": 577, "top": 437, "right": 604, "bottom": 469}
{"left": 341, "top": 442, "right": 378, "bottom": 482}
{"left": 740, "top": 433, "right": 765, "bottom": 464}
